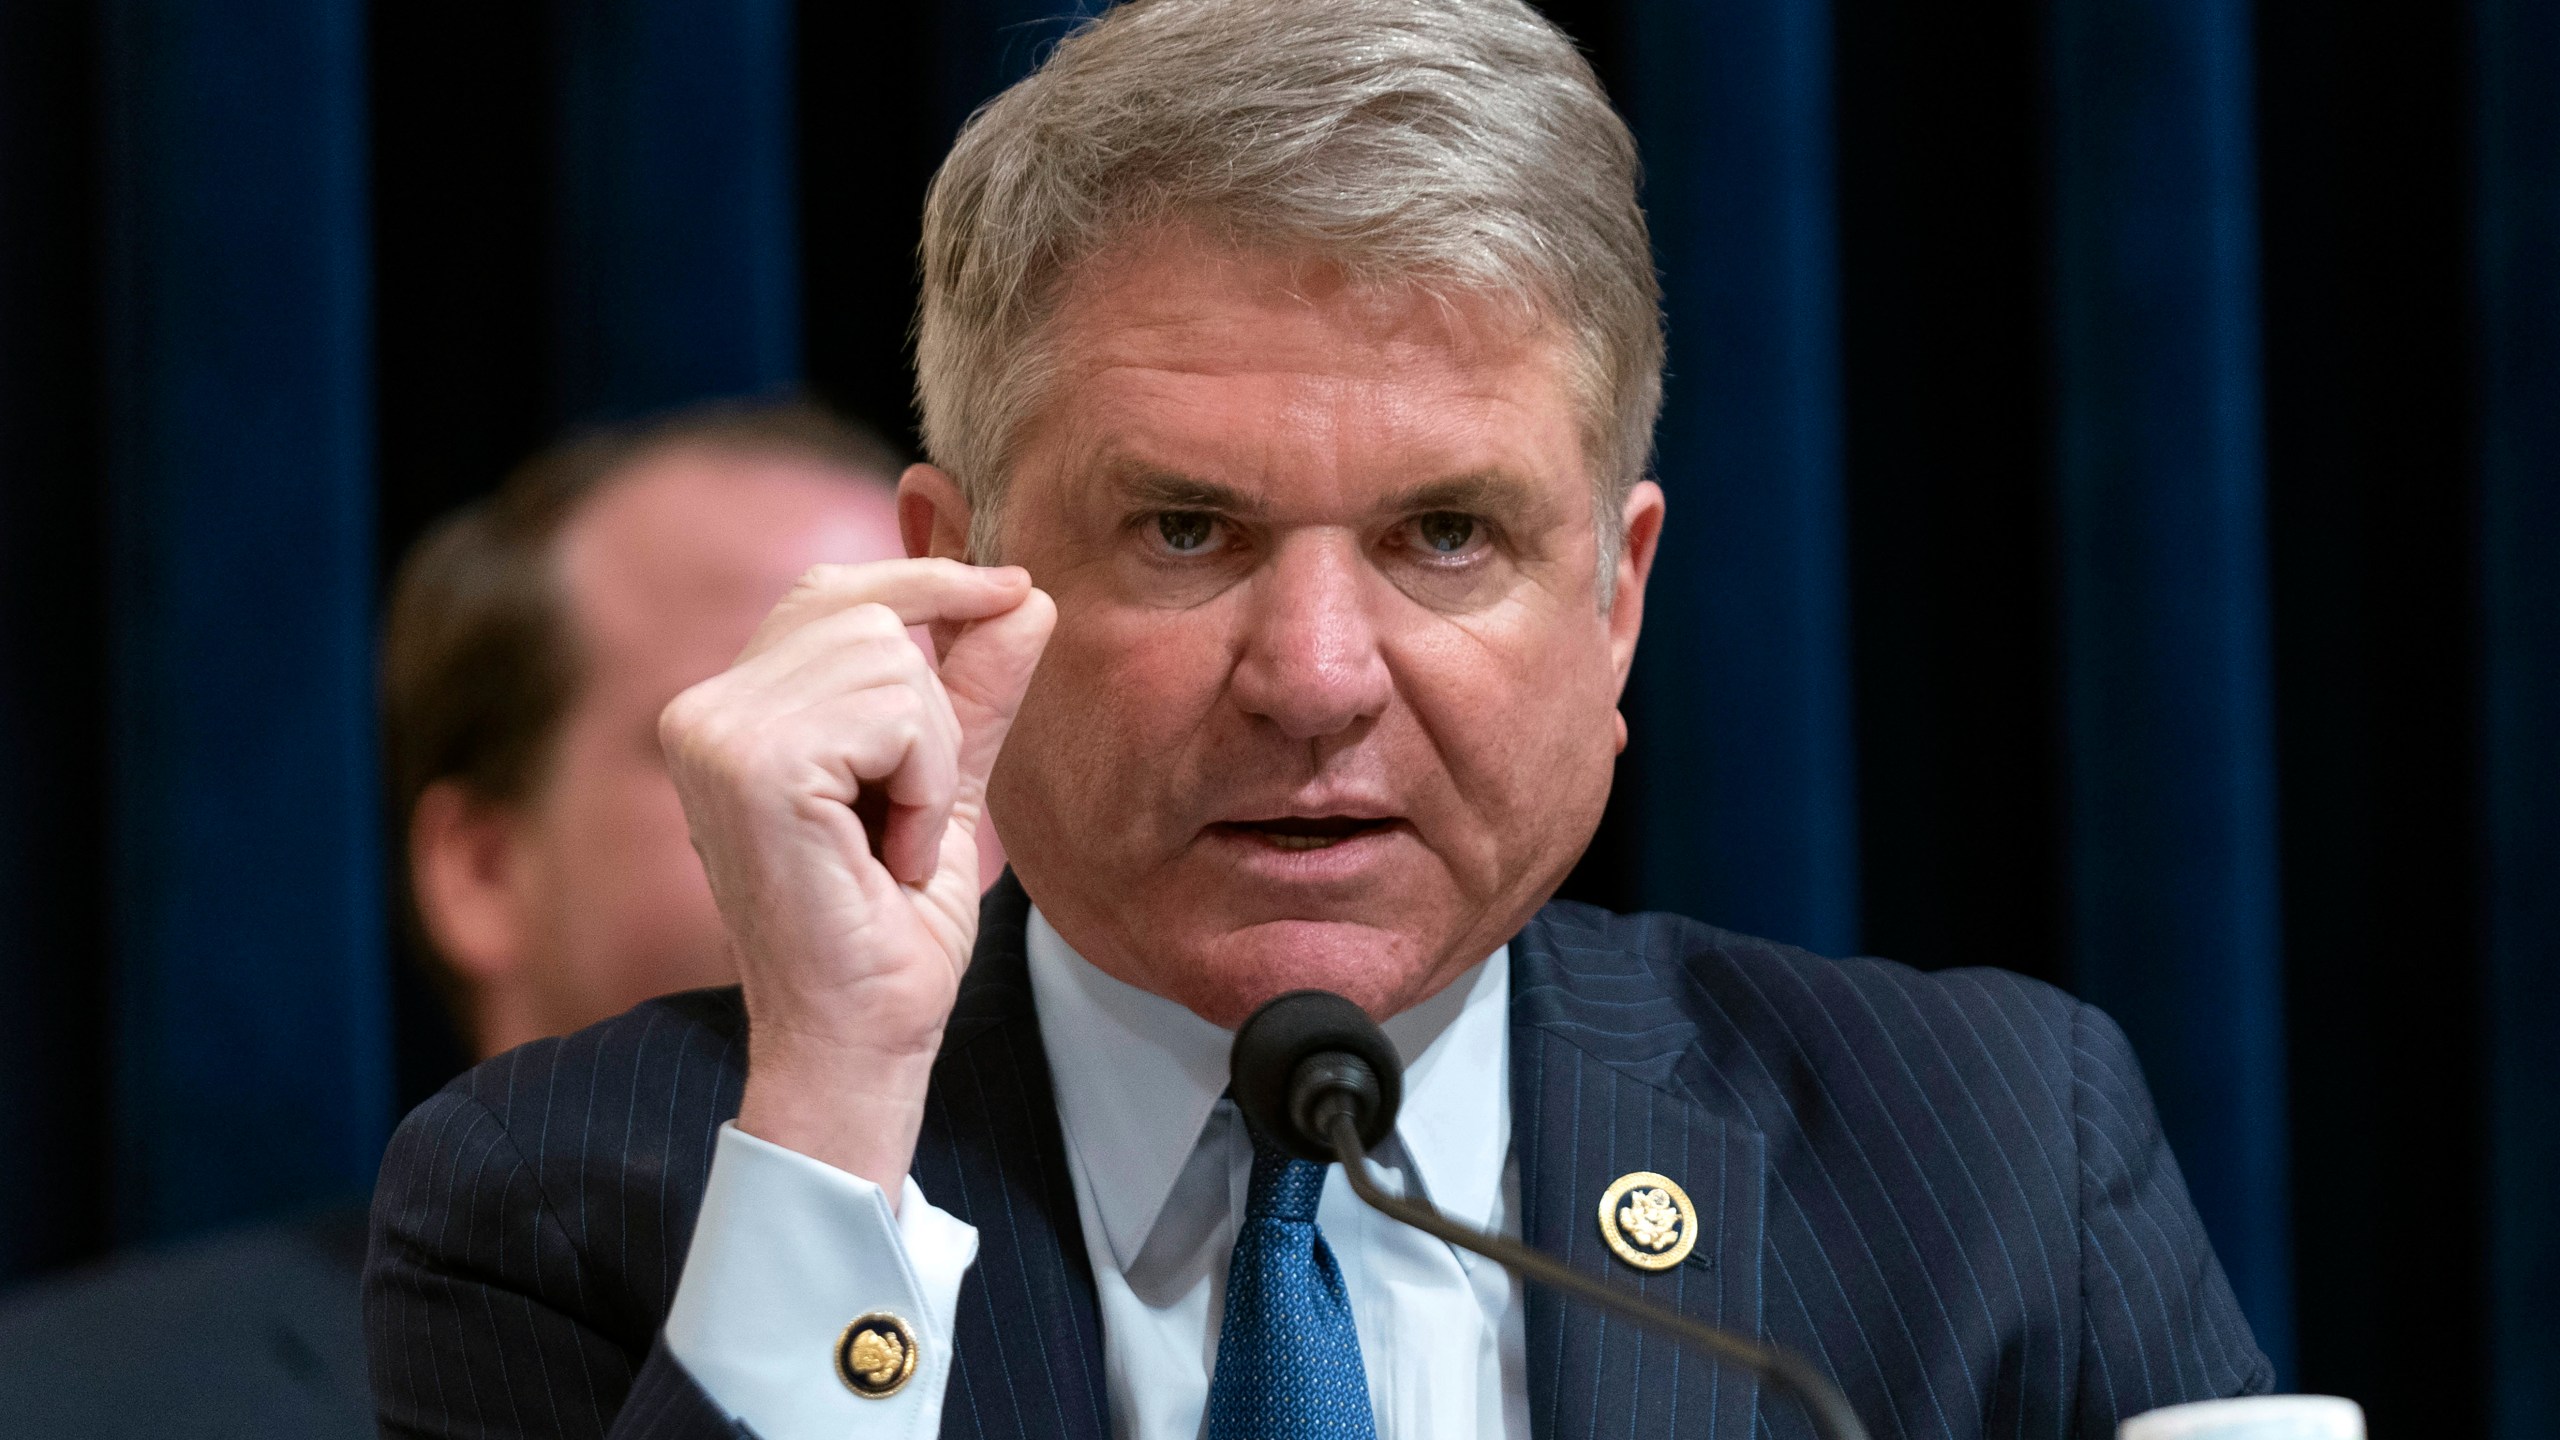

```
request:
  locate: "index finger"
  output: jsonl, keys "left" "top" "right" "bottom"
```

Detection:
{"left": 745, "top": 558, "right": 1032, "bottom": 659}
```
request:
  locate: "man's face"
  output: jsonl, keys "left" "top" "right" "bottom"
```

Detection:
{"left": 511, "top": 449, "right": 908, "bottom": 1043}
{"left": 973, "top": 233, "right": 1662, "bottom": 1027}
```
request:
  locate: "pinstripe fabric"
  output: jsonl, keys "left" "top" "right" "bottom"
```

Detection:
{"left": 366, "top": 877, "right": 2267, "bottom": 1438}
{"left": 364, "top": 982, "right": 749, "bottom": 1440}
{"left": 905, "top": 879, "right": 1112, "bottom": 1440}
{"left": 364, "top": 877, "right": 1108, "bottom": 1440}
{"left": 1512, "top": 902, "right": 2271, "bottom": 1440}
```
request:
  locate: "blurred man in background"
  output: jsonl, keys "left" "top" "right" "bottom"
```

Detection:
{"left": 0, "top": 400, "right": 928, "bottom": 1437}
{"left": 390, "top": 401, "right": 989, "bottom": 1059}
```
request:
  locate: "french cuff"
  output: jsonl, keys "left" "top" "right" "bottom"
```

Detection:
{"left": 664, "top": 1122, "right": 979, "bottom": 1440}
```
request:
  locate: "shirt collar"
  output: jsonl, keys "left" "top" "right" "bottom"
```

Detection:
{"left": 1024, "top": 907, "right": 1512, "bottom": 1270}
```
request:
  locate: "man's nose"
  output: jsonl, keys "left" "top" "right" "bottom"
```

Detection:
{"left": 1230, "top": 533, "right": 1393, "bottom": 740}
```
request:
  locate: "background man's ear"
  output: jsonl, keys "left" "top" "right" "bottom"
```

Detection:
{"left": 407, "top": 779, "right": 529, "bottom": 990}
{"left": 898, "top": 463, "right": 974, "bottom": 561}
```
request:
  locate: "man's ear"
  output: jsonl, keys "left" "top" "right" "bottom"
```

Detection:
{"left": 408, "top": 779, "right": 530, "bottom": 992}
{"left": 898, "top": 463, "right": 974, "bottom": 561}
{"left": 1607, "top": 479, "right": 1666, "bottom": 695}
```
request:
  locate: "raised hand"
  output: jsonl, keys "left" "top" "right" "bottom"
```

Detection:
{"left": 657, "top": 558, "right": 1055, "bottom": 1192}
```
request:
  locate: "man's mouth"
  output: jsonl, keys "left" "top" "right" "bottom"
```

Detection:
{"left": 1213, "top": 816, "right": 1401, "bottom": 852}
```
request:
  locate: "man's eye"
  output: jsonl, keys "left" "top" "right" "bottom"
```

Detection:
{"left": 1156, "top": 511, "right": 1217, "bottom": 552}
{"left": 1412, "top": 512, "right": 1479, "bottom": 554}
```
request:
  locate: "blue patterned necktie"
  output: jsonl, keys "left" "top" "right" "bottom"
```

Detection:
{"left": 1202, "top": 1126, "right": 1380, "bottom": 1439}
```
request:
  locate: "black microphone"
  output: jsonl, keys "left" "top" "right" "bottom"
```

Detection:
{"left": 1231, "top": 989, "right": 1872, "bottom": 1440}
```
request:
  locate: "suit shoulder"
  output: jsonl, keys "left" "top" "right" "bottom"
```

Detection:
{"left": 431, "top": 985, "right": 749, "bottom": 1139}
{"left": 1539, "top": 897, "right": 2074, "bottom": 1021}
{"left": 374, "top": 989, "right": 749, "bottom": 1340}
{"left": 381, "top": 985, "right": 747, "bottom": 1250}
{"left": 1526, "top": 899, "right": 2086, "bottom": 1105}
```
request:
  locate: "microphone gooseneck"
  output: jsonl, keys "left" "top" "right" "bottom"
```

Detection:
{"left": 1230, "top": 990, "right": 1873, "bottom": 1440}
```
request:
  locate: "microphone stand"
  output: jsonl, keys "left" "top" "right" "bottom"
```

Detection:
{"left": 1317, "top": 1108, "right": 1872, "bottom": 1440}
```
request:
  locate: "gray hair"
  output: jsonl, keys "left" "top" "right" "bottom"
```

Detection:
{"left": 914, "top": 0, "right": 1663, "bottom": 583}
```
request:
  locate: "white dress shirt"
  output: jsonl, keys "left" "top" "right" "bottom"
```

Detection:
{"left": 664, "top": 907, "right": 1528, "bottom": 1440}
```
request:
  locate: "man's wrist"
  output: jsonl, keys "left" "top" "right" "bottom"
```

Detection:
{"left": 737, "top": 1040, "right": 940, "bottom": 1197}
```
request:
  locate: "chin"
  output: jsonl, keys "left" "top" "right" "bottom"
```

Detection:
{"left": 1160, "top": 916, "right": 1455, "bottom": 1030}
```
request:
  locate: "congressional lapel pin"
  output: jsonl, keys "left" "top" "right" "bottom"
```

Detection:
{"left": 837, "top": 1311, "right": 921, "bottom": 1398}
{"left": 1598, "top": 1170, "right": 1700, "bottom": 1271}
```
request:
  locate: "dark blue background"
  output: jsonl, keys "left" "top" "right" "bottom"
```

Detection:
{"left": 0, "top": 0, "right": 2549, "bottom": 1434}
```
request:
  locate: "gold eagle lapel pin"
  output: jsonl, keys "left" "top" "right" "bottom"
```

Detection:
{"left": 1598, "top": 1170, "right": 1700, "bottom": 1271}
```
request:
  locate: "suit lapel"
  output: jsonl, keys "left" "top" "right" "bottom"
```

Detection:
{"left": 1511, "top": 906, "right": 1769, "bottom": 1440}
{"left": 910, "top": 874, "right": 1111, "bottom": 1440}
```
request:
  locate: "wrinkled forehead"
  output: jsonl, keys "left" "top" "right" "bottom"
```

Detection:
{"left": 1046, "top": 228, "right": 1568, "bottom": 386}
{"left": 1013, "top": 232, "right": 1590, "bottom": 501}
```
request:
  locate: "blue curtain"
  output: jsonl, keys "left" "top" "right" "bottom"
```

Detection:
{"left": 2477, "top": 2, "right": 2560, "bottom": 1431}
{"left": 551, "top": 0, "right": 801, "bottom": 423}
{"left": 2045, "top": 0, "right": 2294, "bottom": 1376}
{"left": 96, "top": 0, "right": 388, "bottom": 1244}
{"left": 66, "top": 0, "right": 812, "bottom": 1252}
{"left": 1622, "top": 0, "right": 1862, "bottom": 959}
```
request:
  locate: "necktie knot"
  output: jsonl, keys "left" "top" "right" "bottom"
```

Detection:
{"left": 1247, "top": 1127, "right": 1329, "bottom": 1223}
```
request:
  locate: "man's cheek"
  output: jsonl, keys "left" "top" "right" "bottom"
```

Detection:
{"left": 1095, "top": 623, "right": 1235, "bottom": 752}
{"left": 1010, "top": 652, "right": 1179, "bottom": 830}
{"left": 1444, "top": 667, "right": 1590, "bottom": 813}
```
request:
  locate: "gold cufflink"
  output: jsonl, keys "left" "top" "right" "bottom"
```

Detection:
{"left": 836, "top": 1311, "right": 920, "bottom": 1398}
{"left": 1598, "top": 1170, "right": 1699, "bottom": 1271}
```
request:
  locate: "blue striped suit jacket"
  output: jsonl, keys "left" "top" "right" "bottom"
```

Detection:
{"left": 365, "top": 876, "right": 2269, "bottom": 1438}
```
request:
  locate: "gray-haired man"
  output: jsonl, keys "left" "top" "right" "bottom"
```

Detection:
{"left": 365, "top": 3, "right": 2269, "bottom": 1437}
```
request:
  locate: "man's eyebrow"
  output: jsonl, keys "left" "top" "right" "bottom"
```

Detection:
{"left": 1381, "top": 471, "right": 1547, "bottom": 518}
{"left": 1099, "top": 462, "right": 1551, "bottom": 519}
{"left": 1106, "top": 464, "right": 1267, "bottom": 517}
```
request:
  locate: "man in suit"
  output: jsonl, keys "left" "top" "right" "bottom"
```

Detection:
{"left": 364, "top": 2, "right": 2273, "bottom": 1437}
{"left": 0, "top": 402, "right": 912, "bottom": 1439}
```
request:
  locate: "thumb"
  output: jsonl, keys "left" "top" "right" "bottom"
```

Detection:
{"left": 937, "top": 586, "right": 1058, "bottom": 789}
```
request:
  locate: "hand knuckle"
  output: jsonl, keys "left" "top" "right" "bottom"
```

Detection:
{"left": 849, "top": 600, "right": 899, "bottom": 631}
{"left": 874, "top": 682, "right": 926, "bottom": 728}
{"left": 658, "top": 684, "right": 715, "bottom": 746}
{"left": 665, "top": 702, "right": 772, "bottom": 785}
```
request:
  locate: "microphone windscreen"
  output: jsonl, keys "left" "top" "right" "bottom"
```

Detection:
{"left": 1228, "top": 989, "right": 1404, "bottom": 1162}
